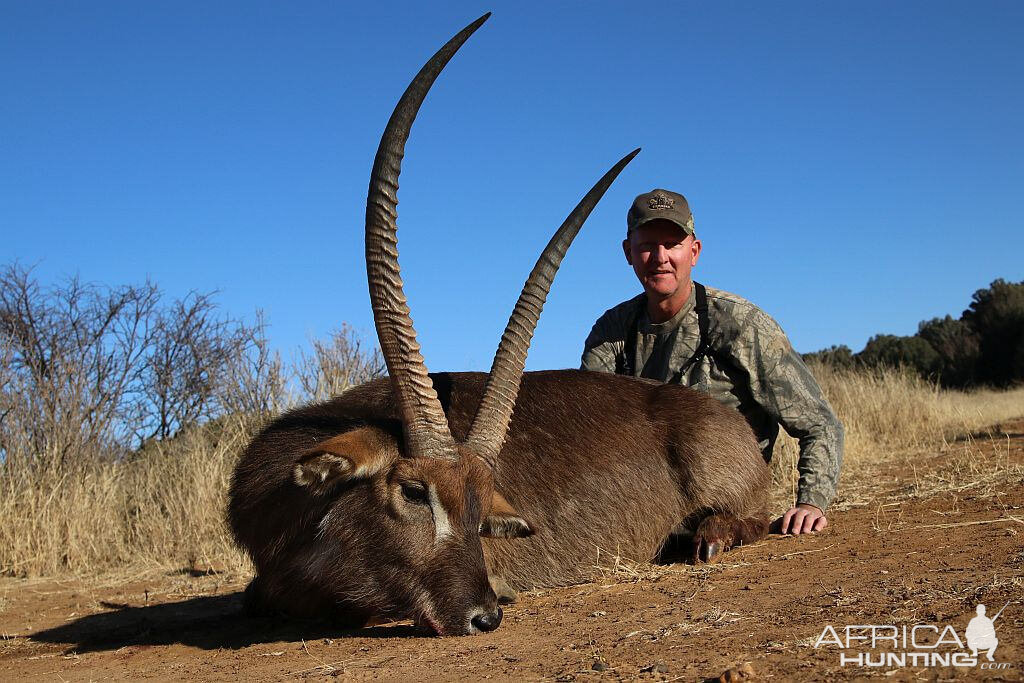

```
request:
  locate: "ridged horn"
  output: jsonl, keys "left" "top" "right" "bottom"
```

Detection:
{"left": 464, "top": 148, "right": 641, "bottom": 467}
{"left": 365, "top": 13, "right": 490, "bottom": 460}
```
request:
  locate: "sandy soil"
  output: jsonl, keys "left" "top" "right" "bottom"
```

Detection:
{"left": 2, "top": 422, "right": 1023, "bottom": 682}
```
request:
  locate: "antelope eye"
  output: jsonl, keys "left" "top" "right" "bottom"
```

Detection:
{"left": 400, "top": 482, "right": 429, "bottom": 505}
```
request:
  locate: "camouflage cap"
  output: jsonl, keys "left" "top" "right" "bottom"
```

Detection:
{"left": 627, "top": 189, "right": 695, "bottom": 237}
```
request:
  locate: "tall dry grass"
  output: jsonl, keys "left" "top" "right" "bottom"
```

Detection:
{"left": 0, "top": 415, "right": 255, "bottom": 577}
{"left": 0, "top": 323, "right": 383, "bottom": 579}
{"left": 772, "top": 363, "right": 1024, "bottom": 509}
{"left": 2, "top": 361, "right": 1022, "bottom": 579}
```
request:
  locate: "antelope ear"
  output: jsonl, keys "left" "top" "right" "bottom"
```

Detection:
{"left": 480, "top": 490, "right": 534, "bottom": 538}
{"left": 293, "top": 426, "right": 395, "bottom": 494}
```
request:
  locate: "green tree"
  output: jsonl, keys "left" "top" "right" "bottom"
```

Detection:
{"left": 917, "top": 315, "right": 979, "bottom": 387}
{"left": 856, "top": 334, "right": 941, "bottom": 377}
{"left": 801, "top": 344, "right": 855, "bottom": 370}
{"left": 962, "top": 279, "right": 1024, "bottom": 386}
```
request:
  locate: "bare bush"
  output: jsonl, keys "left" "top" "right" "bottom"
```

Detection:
{"left": 217, "top": 310, "right": 287, "bottom": 419}
{"left": 0, "top": 265, "right": 159, "bottom": 468}
{"left": 294, "top": 323, "right": 385, "bottom": 402}
{"left": 141, "top": 292, "right": 259, "bottom": 442}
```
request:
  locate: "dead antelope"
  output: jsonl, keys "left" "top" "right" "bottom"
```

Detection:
{"left": 228, "top": 13, "right": 769, "bottom": 636}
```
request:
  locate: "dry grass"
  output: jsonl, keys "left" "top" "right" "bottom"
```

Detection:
{"left": 1, "top": 320, "right": 380, "bottom": 579}
{"left": 772, "top": 363, "right": 1024, "bottom": 510}
{"left": 0, "top": 414, "right": 256, "bottom": 578}
{"left": 2, "top": 364, "right": 1022, "bottom": 579}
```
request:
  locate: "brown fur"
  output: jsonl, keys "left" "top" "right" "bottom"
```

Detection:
{"left": 228, "top": 369, "right": 770, "bottom": 632}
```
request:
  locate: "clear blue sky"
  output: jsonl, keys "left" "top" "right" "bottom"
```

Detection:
{"left": 3, "top": 1, "right": 1022, "bottom": 372}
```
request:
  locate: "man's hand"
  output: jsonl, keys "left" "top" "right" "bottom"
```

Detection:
{"left": 779, "top": 503, "right": 828, "bottom": 535}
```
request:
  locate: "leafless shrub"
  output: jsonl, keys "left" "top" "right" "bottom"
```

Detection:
{"left": 218, "top": 310, "right": 287, "bottom": 419}
{"left": 294, "top": 323, "right": 385, "bottom": 402}
{"left": 0, "top": 264, "right": 278, "bottom": 462}
{"left": 140, "top": 292, "right": 261, "bottom": 442}
{"left": 0, "top": 264, "right": 159, "bottom": 468}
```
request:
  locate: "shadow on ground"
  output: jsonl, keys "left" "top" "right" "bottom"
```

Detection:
{"left": 32, "top": 527, "right": 795, "bottom": 655}
{"left": 30, "top": 592, "right": 426, "bottom": 653}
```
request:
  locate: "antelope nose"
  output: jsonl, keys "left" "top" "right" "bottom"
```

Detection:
{"left": 471, "top": 607, "right": 503, "bottom": 633}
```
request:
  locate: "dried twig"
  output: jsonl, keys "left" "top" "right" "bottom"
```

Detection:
{"left": 777, "top": 544, "right": 835, "bottom": 559}
{"left": 912, "top": 516, "right": 1024, "bottom": 530}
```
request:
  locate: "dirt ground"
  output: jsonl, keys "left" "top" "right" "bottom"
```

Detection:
{"left": 2, "top": 422, "right": 1023, "bottom": 681}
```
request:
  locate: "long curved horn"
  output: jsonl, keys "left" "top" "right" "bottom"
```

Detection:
{"left": 464, "top": 148, "right": 641, "bottom": 467}
{"left": 366, "top": 13, "right": 490, "bottom": 460}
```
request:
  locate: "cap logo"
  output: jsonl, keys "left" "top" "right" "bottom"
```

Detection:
{"left": 648, "top": 193, "right": 674, "bottom": 211}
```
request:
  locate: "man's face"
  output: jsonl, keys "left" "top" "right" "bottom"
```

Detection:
{"left": 623, "top": 220, "right": 702, "bottom": 299}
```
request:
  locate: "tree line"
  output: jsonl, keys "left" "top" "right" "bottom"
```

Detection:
{"left": 803, "top": 279, "right": 1024, "bottom": 388}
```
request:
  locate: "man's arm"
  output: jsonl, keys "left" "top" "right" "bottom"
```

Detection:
{"left": 766, "top": 344, "right": 845, "bottom": 515}
{"left": 580, "top": 299, "right": 640, "bottom": 373}
{"left": 580, "top": 323, "right": 619, "bottom": 373}
{"left": 724, "top": 308, "right": 844, "bottom": 533}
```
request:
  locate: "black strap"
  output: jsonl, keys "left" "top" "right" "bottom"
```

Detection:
{"left": 617, "top": 282, "right": 711, "bottom": 380}
{"left": 616, "top": 302, "right": 640, "bottom": 375}
{"left": 671, "top": 282, "right": 711, "bottom": 382}
{"left": 616, "top": 297, "right": 641, "bottom": 375}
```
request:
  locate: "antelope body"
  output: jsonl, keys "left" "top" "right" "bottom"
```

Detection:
{"left": 228, "top": 14, "right": 769, "bottom": 636}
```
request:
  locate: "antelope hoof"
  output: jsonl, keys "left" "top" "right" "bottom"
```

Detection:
{"left": 693, "top": 533, "right": 732, "bottom": 563}
{"left": 692, "top": 515, "right": 737, "bottom": 563}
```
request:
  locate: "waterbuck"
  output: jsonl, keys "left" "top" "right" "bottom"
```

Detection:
{"left": 228, "top": 13, "right": 770, "bottom": 636}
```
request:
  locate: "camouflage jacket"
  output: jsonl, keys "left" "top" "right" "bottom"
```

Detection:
{"left": 580, "top": 284, "right": 843, "bottom": 511}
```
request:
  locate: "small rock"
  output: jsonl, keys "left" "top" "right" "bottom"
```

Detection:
{"left": 654, "top": 661, "right": 669, "bottom": 674}
{"left": 713, "top": 662, "right": 755, "bottom": 682}
{"left": 591, "top": 659, "right": 606, "bottom": 672}
{"left": 590, "top": 610, "right": 607, "bottom": 617}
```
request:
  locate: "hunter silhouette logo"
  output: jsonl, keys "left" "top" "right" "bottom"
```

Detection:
{"left": 814, "top": 601, "right": 1014, "bottom": 670}
{"left": 966, "top": 602, "right": 1007, "bottom": 661}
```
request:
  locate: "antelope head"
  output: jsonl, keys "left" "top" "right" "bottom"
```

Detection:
{"left": 291, "top": 13, "right": 637, "bottom": 635}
